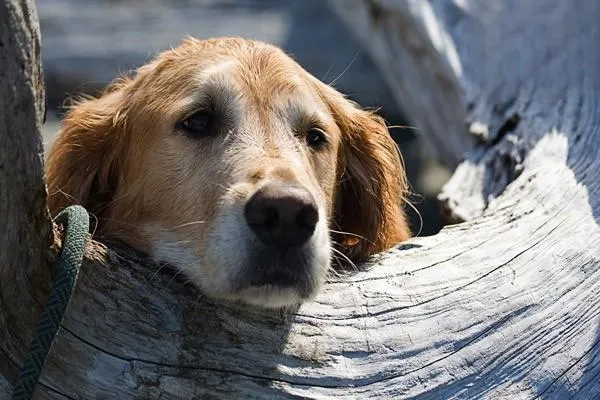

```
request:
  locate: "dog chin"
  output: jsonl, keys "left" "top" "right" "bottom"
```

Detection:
{"left": 146, "top": 214, "right": 331, "bottom": 308}
{"left": 220, "top": 285, "right": 310, "bottom": 309}
{"left": 212, "top": 246, "right": 331, "bottom": 308}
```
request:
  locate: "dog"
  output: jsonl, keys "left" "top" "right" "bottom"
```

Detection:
{"left": 45, "top": 37, "right": 410, "bottom": 308}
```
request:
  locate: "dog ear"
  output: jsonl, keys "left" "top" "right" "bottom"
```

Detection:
{"left": 45, "top": 78, "right": 131, "bottom": 217}
{"left": 321, "top": 87, "right": 411, "bottom": 263}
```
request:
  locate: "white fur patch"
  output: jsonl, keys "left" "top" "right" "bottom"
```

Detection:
{"left": 143, "top": 199, "right": 331, "bottom": 309}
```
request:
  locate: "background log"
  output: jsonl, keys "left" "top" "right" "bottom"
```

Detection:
{"left": 0, "top": 0, "right": 55, "bottom": 396}
{"left": 2, "top": 0, "right": 600, "bottom": 399}
{"left": 332, "top": 0, "right": 473, "bottom": 168}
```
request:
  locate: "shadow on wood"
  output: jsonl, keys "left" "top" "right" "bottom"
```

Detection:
{"left": 1, "top": 0, "right": 600, "bottom": 398}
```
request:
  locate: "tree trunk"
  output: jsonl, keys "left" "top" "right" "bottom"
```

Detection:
{"left": 0, "top": 0, "right": 55, "bottom": 397}
{"left": 3, "top": 0, "right": 600, "bottom": 399}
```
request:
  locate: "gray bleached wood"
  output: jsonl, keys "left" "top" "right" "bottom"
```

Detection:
{"left": 2, "top": 0, "right": 600, "bottom": 399}
{"left": 331, "top": 0, "right": 473, "bottom": 168}
{"left": 329, "top": 0, "right": 600, "bottom": 398}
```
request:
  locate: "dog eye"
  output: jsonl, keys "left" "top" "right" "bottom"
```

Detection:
{"left": 306, "top": 128, "right": 327, "bottom": 148}
{"left": 178, "top": 111, "right": 213, "bottom": 137}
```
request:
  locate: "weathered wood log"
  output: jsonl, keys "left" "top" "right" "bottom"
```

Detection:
{"left": 0, "top": 0, "right": 56, "bottom": 396}
{"left": 333, "top": 0, "right": 474, "bottom": 169}
{"left": 328, "top": 0, "right": 600, "bottom": 398}
{"left": 2, "top": 0, "right": 600, "bottom": 398}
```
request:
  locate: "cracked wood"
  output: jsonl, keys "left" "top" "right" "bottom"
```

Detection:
{"left": 2, "top": 0, "right": 600, "bottom": 399}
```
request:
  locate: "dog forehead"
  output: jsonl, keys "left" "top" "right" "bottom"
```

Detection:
{"left": 238, "top": 50, "right": 303, "bottom": 90}
{"left": 234, "top": 52, "right": 333, "bottom": 123}
{"left": 170, "top": 39, "right": 301, "bottom": 83}
{"left": 206, "top": 43, "right": 317, "bottom": 100}
{"left": 153, "top": 38, "right": 336, "bottom": 131}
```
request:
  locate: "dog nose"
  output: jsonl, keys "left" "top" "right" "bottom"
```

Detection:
{"left": 245, "top": 183, "right": 319, "bottom": 247}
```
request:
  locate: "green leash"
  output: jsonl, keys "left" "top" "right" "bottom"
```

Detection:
{"left": 11, "top": 205, "right": 90, "bottom": 400}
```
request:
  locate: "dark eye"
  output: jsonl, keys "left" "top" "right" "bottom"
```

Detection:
{"left": 306, "top": 127, "right": 327, "bottom": 148}
{"left": 177, "top": 111, "right": 213, "bottom": 137}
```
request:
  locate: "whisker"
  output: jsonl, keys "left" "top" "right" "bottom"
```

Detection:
{"left": 321, "top": 64, "right": 333, "bottom": 82}
{"left": 92, "top": 191, "right": 139, "bottom": 215}
{"left": 330, "top": 254, "right": 344, "bottom": 270}
{"left": 107, "top": 249, "right": 129, "bottom": 262}
{"left": 52, "top": 188, "right": 76, "bottom": 203}
{"left": 406, "top": 199, "right": 424, "bottom": 237}
{"left": 331, "top": 247, "right": 358, "bottom": 273}
{"left": 180, "top": 279, "right": 195, "bottom": 288}
{"left": 193, "top": 292, "right": 205, "bottom": 306}
{"left": 326, "top": 265, "right": 345, "bottom": 281}
{"left": 329, "top": 255, "right": 356, "bottom": 280}
{"left": 326, "top": 243, "right": 346, "bottom": 274}
{"left": 329, "top": 229, "right": 375, "bottom": 245}
{"left": 95, "top": 216, "right": 205, "bottom": 241}
{"left": 387, "top": 124, "right": 421, "bottom": 132}
{"left": 151, "top": 264, "right": 169, "bottom": 280}
{"left": 166, "top": 268, "right": 185, "bottom": 288}
{"left": 88, "top": 211, "right": 99, "bottom": 239}
{"left": 157, "top": 240, "right": 195, "bottom": 247}
{"left": 172, "top": 220, "right": 207, "bottom": 229}
{"left": 329, "top": 49, "right": 361, "bottom": 87}
{"left": 205, "top": 179, "right": 229, "bottom": 191}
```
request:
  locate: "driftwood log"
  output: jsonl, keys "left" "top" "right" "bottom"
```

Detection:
{"left": 2, "top": 0, "right": 600, "bottom": 398}
{"left": 0, "top": 0, "right": 55, "bottom": 396}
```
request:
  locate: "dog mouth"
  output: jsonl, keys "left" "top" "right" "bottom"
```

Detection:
{"left": 248, "top": 270, "right": 298, "bottom": 287}
{"left": 192, "top": 182, "right": 332, "bottom": 308}
{"left": 234, "top": 246, "right": 318, "bottom": 296}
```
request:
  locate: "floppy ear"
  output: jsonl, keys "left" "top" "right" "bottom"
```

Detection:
{"left": 45, "top": 79, "right": 130, "bottom": 217}
{"left": 328, "top": 95, "right": 411, "bottom": 263}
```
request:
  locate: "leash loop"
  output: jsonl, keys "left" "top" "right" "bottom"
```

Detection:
{"left": 12, "top": 205, "right": 89, "bottom": 400}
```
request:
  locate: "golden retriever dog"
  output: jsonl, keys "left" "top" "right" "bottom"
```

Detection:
{"left": 46, "top": 37, "right": 410, "bottom": 308}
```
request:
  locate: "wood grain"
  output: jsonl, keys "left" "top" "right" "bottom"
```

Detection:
{"left": 0, "top": 0, "right": 54, "bottom": 396}
{"left": 2, "top": 0, "right": 600, "bottom": 398}
{"left": 329, "top": 0, "right": 600, "bottom": 398}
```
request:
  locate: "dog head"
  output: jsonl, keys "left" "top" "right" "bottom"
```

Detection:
{"left": 46, "top": 37, "right": 410, "bottom": 308}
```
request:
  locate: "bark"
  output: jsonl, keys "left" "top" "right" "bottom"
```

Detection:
{"left": 3, "top": 0, "right": 600, "bottom": 399}
{"left": 0, "top": 0, "right": 55, "bottom": 396}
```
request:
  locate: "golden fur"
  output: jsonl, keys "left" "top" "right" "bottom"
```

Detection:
{"left": 46, "top": 37, "right": 410, "bottom": 307}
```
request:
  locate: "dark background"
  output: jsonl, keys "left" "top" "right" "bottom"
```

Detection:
{"left": 39, "top": 0, "right": 450, "bottom": 236}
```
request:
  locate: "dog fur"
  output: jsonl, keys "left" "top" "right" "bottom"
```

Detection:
{"left": 45, "top": 37, "right": 410, "bottom": 308}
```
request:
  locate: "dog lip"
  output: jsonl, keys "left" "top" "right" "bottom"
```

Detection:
{"left": 248, "top": 270, "right": 298, "bottom": 287}
{"left": 235, "top": 245, "right": 318, "bottom": 295}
